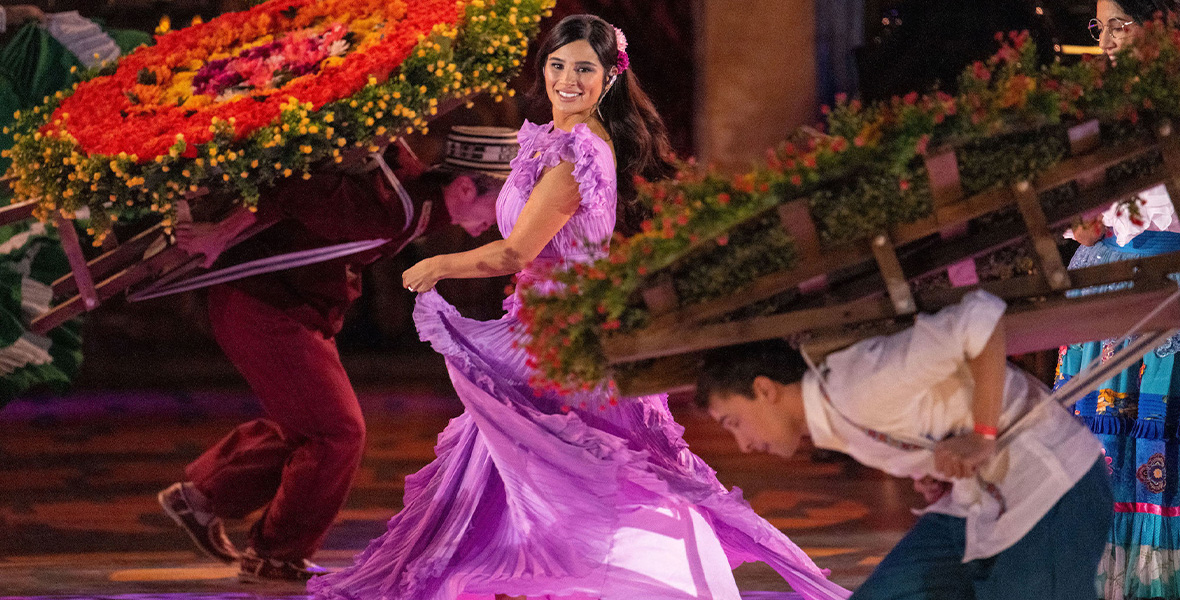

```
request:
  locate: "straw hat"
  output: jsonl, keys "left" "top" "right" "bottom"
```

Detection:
{"left": 440, "top": 125, "right": 519, "bottom": 179}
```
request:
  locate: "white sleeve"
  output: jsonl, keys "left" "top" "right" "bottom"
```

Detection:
{"left": 824, "top": 289, "right": 1007, "bottom": 414}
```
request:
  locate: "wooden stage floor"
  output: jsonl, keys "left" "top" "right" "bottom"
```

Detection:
{"left": 0, "top": 384, "right": 921, "bottom": 598}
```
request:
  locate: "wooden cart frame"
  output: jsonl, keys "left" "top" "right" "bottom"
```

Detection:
{"left": 606, "top": 121, "right": 1180, "bottom": 395}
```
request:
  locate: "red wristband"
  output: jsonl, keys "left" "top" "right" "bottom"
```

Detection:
{"left": 974, "top": 423, "right": 998, "bottom": 440}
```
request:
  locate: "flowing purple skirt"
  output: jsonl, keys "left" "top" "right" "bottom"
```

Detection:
{"left": 308, "top": 288, "right": 848, "bottom": 600}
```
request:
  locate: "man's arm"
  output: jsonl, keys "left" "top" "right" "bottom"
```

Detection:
{"left": 932, "top": 321, "right": 1003, "bottom": 479}
{"left": 174, "top": 200, "right": 258, "bottom": 268}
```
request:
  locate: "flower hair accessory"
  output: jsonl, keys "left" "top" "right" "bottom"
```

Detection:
{"left": 613, "top": 25, "right": 630, "bottom": 72}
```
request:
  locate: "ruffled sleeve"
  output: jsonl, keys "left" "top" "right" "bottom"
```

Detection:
{"left": 1101, "top": 183, "right": 1180, "bottom": 246}
{"left": 513, "top": 121, "right": 548, "bottom": 160}
{"left": 540, "top": 123, "right": 616, "bottom": 213}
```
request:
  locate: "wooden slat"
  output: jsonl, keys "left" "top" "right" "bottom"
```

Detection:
{"left": 904, "top": 156, "right": 1180, "bottom": 292}
{"left": 51, "top": 225, "right": 165, "bottom": 298}
{"left": 631, "top": 132, "right": 1163, "bottom": 309}
{"left": 614, "top": 354, "right": 701, "bottom": 398}
{"left": 1067, "top": 119, "right": 1102, "bottom": 156}
{"left": 777, "top": 200, "right": 829, "bottom": 294}
{"left": 625, "top": 134, "right": 1179, "bottom": 344}
{"left": 0, "top": 200, "right": 36, "bottom": 226}
{"left": 1157, "top": 126, "right": 1180, "bottom": 219}
{"left": 632, "top": 134, "right": 1170, "bottom": 320}
{"left": 761, "top": 139, "right": 1178, "bottom": 320}
{"left": 1035, "top": 134, "right": 1162, "bottom": 192}
{"left": 616, "top": 283, "right": 1180, "bottom": 397}
{"left": 795, "top": 285, "right": 1180, "bottom": 374}
{"left": 641, "top": 275, "right": 679, "bottom": 316}
{"left": 40, "top": 209, "right": 278, "bottom": 331}
{"left": 930, "top": 144, "right": 975, "bottom": 287}
{"left": 605, "top": 296, "right": 895, "bottom": 365}
{"left": 53, "top": 216, "right": 98, "bottom": 311}
{"left": 908, "top": 221, "right": 1024, "bottom": 289}
{"left": 1012, "top": 180, "right": 1071, "bottom": 290}
{"left": 608, "top": 247, "right": 1180, "bottom": 365}
{"left": 639, "top": 155, "right": 1179, "bottom": 333}
{"left": 870, "top": 234, "right": 916, "bottom": 314}
{"left": 648, "top": 243, "right": 866, "bottom": 330}
{"left": 777, "top": 198, "right": 823, "bottom": 262}
{"left": 924, "top": 148, "right": 964, "bottom": 209}
{"left": 31, "top": 245, "right": 193, "bottom": 334}
{"left": 916, "top": 246, "right": 1180, "bottom": 308}
{"left": 1005, "top": 286, "right": 1180, "bottom": 355}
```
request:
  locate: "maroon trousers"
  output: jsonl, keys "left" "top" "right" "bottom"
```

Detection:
{"left": 186, "top": 285, "right": 366, "bottom": 560}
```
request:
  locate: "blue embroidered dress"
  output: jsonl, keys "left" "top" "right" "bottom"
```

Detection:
{"left": 1056, "top": 184, "right": 1180, "bottom": 599}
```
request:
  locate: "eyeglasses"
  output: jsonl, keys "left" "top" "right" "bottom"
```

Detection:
{"left": 1089, "top": 17, "right": 1136, "bottom": 42}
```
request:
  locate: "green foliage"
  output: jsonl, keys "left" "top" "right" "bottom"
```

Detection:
{"left": 673, "top": 215, "right": 797, "bottom": 305}
{"left": 810, "top": 163, "right": 932, "bottom": 244}
{"left": 957, "top": 127, "right": 1068, "bottom": 195}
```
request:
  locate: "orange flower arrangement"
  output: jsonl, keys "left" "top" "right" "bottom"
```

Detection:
{"left": 4, "top": 0, "right": 553, "bottom": 243}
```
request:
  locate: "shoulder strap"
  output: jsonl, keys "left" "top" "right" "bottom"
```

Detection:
{"left": 371, "top": 151, "right": 415, "bottom": 234}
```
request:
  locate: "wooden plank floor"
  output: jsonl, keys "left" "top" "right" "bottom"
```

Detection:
{"left": 0, "top": 385, "right": 921, "bottom": 598}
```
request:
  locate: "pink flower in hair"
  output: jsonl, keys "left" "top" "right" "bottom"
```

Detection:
{"left": 613, "top": 25, "right": 630, "bottom": 72}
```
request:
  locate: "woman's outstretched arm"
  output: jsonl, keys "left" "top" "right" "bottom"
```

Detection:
{"left": 402, "top": 160, "right": 582, "bottom": 292}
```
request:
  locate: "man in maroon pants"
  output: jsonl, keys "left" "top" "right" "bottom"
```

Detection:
{"left": 156, "top": 127, "right": 518, "bottom": 582}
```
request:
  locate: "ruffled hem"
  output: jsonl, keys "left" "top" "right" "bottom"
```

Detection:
{"left": 1082, "top": 414, "right": 1180, "bottom": 441}
{"left": 311, "top": 291, "right": 848, "bottom": 600}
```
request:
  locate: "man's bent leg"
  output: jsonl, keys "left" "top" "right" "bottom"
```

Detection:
{"left": 208, "top": 285, "right": 366, "bottom": 561}
{"left": 185, "top": 418, "right": 294, "bottom": 519}
{"left": 851, "top": 513, "right": 974, "bottom": 600}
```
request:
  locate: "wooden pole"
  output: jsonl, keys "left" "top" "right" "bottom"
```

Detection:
{"left": 53, "top": 216, "right": 98, "bottom": 311}
{"left": 1012, "top": 179, "right": 1071, "bottom": 290}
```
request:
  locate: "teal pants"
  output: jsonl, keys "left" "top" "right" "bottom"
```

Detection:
{"left": 852, "top": 459, "right": 1112, "bottom": 600}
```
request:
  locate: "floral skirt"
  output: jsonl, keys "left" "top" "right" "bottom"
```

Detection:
{"left": 1057, "top": 233, "right": 1180, "bottom": 600}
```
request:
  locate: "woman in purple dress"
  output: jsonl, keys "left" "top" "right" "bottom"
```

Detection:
{"left": 310, "top": 15, "right": 849, "bottom": 600}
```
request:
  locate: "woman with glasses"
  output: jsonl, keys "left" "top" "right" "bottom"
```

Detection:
{"left": 1059, "top": 2, "right": 1180, "bottom": 598}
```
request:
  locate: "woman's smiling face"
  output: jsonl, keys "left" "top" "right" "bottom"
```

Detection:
{"left": 544, "top": 39, "right": 609, "bottom": 120}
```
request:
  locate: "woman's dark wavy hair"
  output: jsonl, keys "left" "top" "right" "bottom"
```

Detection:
{"left": 531, "top": 14, "right": 675, "bottom": 236}
{"left": 1117, "top": 0, "right": 1179, "bottom": 22}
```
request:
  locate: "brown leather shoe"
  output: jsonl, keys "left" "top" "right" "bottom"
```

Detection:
{"left": 157, "top": 482, "right": 239, "bottom": 563}
{"left": 238, "top": 547, "right": 330, "bottom": 582}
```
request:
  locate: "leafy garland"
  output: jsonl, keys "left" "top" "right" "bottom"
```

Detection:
{"left": 3, "top": 0, "right": 554, "bottom": 244}
{"left": 520, "top": 21, "right": 1180, "bottom": 400}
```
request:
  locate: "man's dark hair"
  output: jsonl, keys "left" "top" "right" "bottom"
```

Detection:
{"left": 694, "top": 339, "right": 809, "bottom": 409}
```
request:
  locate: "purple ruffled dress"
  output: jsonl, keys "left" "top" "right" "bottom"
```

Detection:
{"left": 308, "top": 121, "right": 850, "bottom": 600}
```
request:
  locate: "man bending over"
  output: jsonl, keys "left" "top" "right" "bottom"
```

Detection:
{"left": 696, "top": 290, "right": 1111, "bottom": 600}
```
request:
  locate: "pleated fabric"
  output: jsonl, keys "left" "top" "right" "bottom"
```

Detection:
{"left": 309, "top": 122, "right": 848, "bottom": 600}
{"left": 1057, "top": 232, "right": 1180, "bottom": 600}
